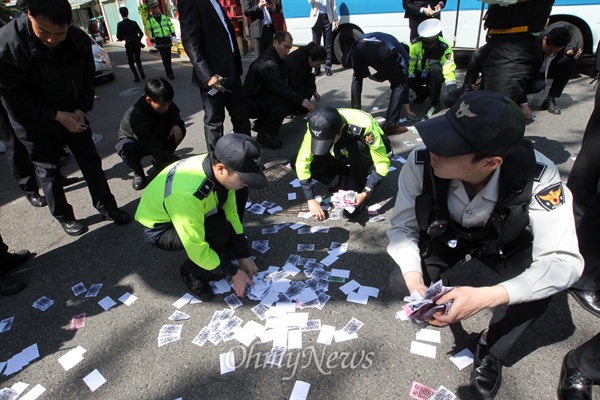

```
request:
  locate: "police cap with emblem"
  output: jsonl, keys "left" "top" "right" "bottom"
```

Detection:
{"left": 308, "top": 107, "right": 344, "bottom": 156}
{"left": 214, "top": 134, "right": 269, "bottom": 189}
{"left": 415, "top": 91, "right": 525, "bottom": 157}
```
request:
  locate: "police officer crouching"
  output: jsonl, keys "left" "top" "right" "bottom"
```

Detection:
{"left": 293, "top": 107, "right": 391, "bottom": 220}
{"left": 387, "top": 91, "right": 583, "bottom": 399}
{"left": 135, "top": 134, "right": 268, "bottom": 301}
{"left": 408, "top": 19, "right": 456, "bottom": 115}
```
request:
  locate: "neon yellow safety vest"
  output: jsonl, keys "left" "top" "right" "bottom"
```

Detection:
{"left": 135, "top": 155, "right": 243, "bottom": 271}
{"left": 408, "top": 37, "right": 457, "bottom": 86}
{"left": 145, "top": 14, "right": 174, "bottom": 40}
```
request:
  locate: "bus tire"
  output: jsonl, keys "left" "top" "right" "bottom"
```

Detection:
{"left": 333, "top": 25, "right": 363, "bottom": 66}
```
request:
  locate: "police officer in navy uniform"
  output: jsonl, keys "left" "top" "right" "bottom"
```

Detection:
{"left": 293, "top": 107, "right": 391, "bottom": 220}
{"left": 387, "top": 91, "right": 583, "bottom": 400}
{"left": 135, "top": 134, "right": 268, "bottom": 301}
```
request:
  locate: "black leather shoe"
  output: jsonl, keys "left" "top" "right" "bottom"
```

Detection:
{"left": 251, "top": 119, "right": 264, "bottom": 133}
{"left": 313, "top": 68, "right": 321, "bottom": 77}
{"left": 140, "top": 70, "right": 146, "bottom": 79}
{"left": 1, "top": 249, "right": 33, "bottom": 272}
{"left": 27, "top": 194, "right": 47, "bottom": 208}
{"left": 0, "top": 275, "right": 25, "bottom": 296}
{"left": 60, "top": 220, "right": 88, "bottom": 236}
{"left": 569, "top": 288, "right": 600, "bottom": 318}
{"left": 167, "top": 74, "right": 175, "bottom": 80}
{"left": 132, "top": 174, "right": 147, "bottom": 191}
{"left": 102, "top": 209, "right": 132, "bottom": 225}
{"left": 325, "top": 69, "right": 332, "bottom": 76}
{"left": 256, "top": 134, "right": 282, "bottom": 149}
{"left": 471, "top": 332, "right": 502, "bottom": 400}
{"left": 431, "top": 102, "right": 441, "bottom": 115}
{"left": 542, "top": 96, "right": 561, "bottom": 115}
{"left": 180, "top": 268, "right": 214, "bottom": 302}
{"left": 558, "top": 351, "right": 593, "bottom": 400}
{"left": 134, "top": 76, "right": 140, "bottom": 82}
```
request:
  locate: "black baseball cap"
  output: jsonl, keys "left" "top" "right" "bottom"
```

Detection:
{"left": 415, "top": 91, "right": 525, "bottom": 157}
{"left": 214, "top": 134, "right": 268, "bottom": 189}
{"left": 308, "top": 107, "right": 344, "bottom": 156}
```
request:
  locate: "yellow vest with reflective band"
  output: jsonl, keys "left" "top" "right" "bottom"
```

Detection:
{"left": 408, "top": 37, "right": 456, "bottom": 86}
{"left": 145, "top": 14, "right": 174, "bottom": 40}
{"left": 134, "top": 155, "right": 243, "bottom": 271}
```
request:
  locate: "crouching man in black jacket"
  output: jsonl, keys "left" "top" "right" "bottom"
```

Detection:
{"left": 115, "top": 78, "right": 186, "bottom": 190}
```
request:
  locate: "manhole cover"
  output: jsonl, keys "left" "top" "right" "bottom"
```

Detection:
{"left": 249, "top": 163, "right": 331, "bottom": 216}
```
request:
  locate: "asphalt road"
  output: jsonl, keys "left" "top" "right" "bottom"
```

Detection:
{"left": 0, "top": 44, "right": 598, "bottom": 400}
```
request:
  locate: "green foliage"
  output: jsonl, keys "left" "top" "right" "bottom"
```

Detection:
{"left": 138, "top": 3, "right": 149, "bottom": 32}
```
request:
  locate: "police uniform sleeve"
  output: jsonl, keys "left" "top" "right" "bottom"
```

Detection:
{"left": 386, "top": 147, "right": 426, "bottom": 276}
{"left": 441, "top": 43, "right": 457, "bottom": 88}
{"left": 499, "top": 151, "right": 584, "bottom": 304}
{"left": 295, "top": 129, "right": 317, "bottom": 200}
{"left": 164, "top": 192, "right": 223, "bottom": 272}
{"left": 364, "top": 123, "right": 390, "bottom": 191}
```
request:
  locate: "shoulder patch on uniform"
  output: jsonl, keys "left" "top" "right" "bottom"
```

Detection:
{"left": 533, "top": 162, "right": 546, "bottom": 182}
{"left": 535, "top": 182, "right": 565, "bottom": 211}
{"left": 193, "top": 178, "right": 215, "bottom": 201}
{"left": 439, "top": 42, "right": 448, "bottom": 50}
{"left": 415, "top": 149, "right": 427, "bottom": 164}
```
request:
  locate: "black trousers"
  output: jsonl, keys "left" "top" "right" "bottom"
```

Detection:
{"left": 8, "top": 116, "right": 118, "bottom": 222}
{"left": 526, "top": 52, "right": 578, "bottom": 98}
{"left": 480, "top": 33, "right": 540, "bottom": 104}
{"left": 199, "top": 76, "right": 250, "bottom": 151}
{"left": 569, "top": 332, "right": 600, "bottom": 381}
{"left": 254, "top": 25, "right": 275, "bottom": 57}
{"left": 156, "top": 45, "right": 173, "bottom": 77}
{"left": 125, "top": 41, "right": 144, "bottom": 79}
{"left": 413, "top": 62, "right": 444, "bottom": 103}
{"left": 570, "top": 192, "right": 600, "bottom": 291}
{"left": 246, "top": 94, "right": 293, "bottom": 138}
{"left": 312, "top": 13, "right": 332, "bottom": 70}
{"left": 0, "top": 104, "right": 40, "bottom": 200}
{"left": 389, "top": 230, "right": 551, "bottom": 360}
{"left": 115, "top": 137, "right": 178, "bottom": 175}
{"left": 350, "top": 41, "right": 408, "bottom": 125}
{"left": 291, "top": 139, "right": 373, "bottom": 192}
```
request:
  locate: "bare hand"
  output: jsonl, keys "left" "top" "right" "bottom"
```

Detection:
{"left": 313, "top": 92, "right": 321, "bottom": 102}
{"left": 56, "top": 111, "right": 87, "bottom": 133}
{"left": 355, "top": 191, "right": 368, "bottom": 206}
{"left": 333, "top": 20, "right": 339, "bottom": 30}
{"left": 520, "top": 103, "right": 533, "bottom": 120}
{"left": 207, "top": 74, "right": 225, "bottom": 92}
{"left": 169, "top": 125, "right": 184, "bottom": 144}
{"left": 404, "top": 271, "right": 428, "bottom": 298}
{"left": 258, "top": 0, "right": 267, "bottom": 8}
{"left": 231, "top": 269, "right": 254, "bottom": 297}
{"left": 428, "top": 286, "right": 509, "bottom": 327}
{"left": 567, "top": 48, "right": 583, "bottom": 59}
{"left": 308, "top": 198, "right": 325, "bottom": 221}
{"left": 302, "top": 99, "right": 316, "bottom": 112}
{"left": 423, "top": 5, "right": 435, "bottom": 16}
{"left": 238, "top": 257, "right": 259, "bottom": 277}
{"left": 434, "top": 3, "right": 442, "bottom": 11}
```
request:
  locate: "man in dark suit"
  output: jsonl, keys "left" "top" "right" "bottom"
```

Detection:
{"left": 243, "top": 0, "right": 281, "bottom": 57}
{"left": 116, "top": 7, "right": 145, "bottom": 82}
{"left": 178, "top": 0, "right": 250, "bottom": 151}
{"left": 403, "top": 0, "right": 445, "bottom": 42}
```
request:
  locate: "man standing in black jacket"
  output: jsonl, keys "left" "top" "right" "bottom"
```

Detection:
{"left": 243, "top": 30, "right": 316, "bottom": 149}
{"left": 115, "top": 78, "right": 186, "bottom": 190}
{"left": 178, "top": 0, "right": 250, "bottom": 152}
{"left": 116, "top": 6, "right": 145, "bottom": 83}
{"left": 0, "top": 0, "right": 131, "bottom": 236}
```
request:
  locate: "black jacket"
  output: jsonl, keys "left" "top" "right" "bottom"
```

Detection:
{"left": 285, "top": 48, "right": 317, "bottom": 100}
{"left": 243, "top": 45, "right": 304, "bottom": 105}
{"left": 116, "top": 18, "right": 144, "bottom": 46}
{"left": 485, "top": 0, "right": 554, "bottom": 33}
{"left": 118, "top": 96, "right": 186, "bottom": 167}
{"left": 178, "top": 0, "right": 243, "bottom": 88}
{"left": 0, "top": 16, "right": 95, "bottom": 135}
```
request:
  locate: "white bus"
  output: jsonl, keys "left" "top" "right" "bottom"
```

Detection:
{"left": 283, "top": 0, "right": 599, "bottom": 65}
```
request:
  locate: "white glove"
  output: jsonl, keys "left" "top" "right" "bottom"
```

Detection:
{"left": 172, "top": 37, "right": 179, "bottom": 45}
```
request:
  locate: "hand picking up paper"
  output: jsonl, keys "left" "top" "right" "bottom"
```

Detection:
{"left": 403, "top": 280, "right": 454, "bottom": 320}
